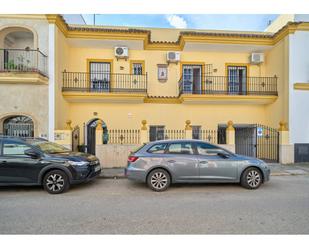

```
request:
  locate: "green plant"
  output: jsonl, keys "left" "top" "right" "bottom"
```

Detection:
{"left": 4, "top": 60, "right": 17, "bottom": 70}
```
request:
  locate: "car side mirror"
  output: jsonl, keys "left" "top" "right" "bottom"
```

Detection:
{"left": 25, "top": 149, "right": 41, "bottom": 159}
{"left": 217, "top": 152, "right": 230, "bottom": 159}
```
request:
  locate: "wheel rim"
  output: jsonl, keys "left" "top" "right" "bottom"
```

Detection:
{"left": 150, "top": 172, "right": 168, "bottom": 190}
{"left": 46, "top": 174, "right": 65, "bottom": 192}
{"left": 246, "top": 170, "right": 261, "bottom": 188}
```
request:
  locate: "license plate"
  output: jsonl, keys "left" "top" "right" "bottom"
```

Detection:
{"left": 94, "top": 165, "right": 101, "bottom": 172}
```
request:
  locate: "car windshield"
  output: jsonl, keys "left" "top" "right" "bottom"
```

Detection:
{"left": 28, "top": 140, "right": 71, "bottom": 154}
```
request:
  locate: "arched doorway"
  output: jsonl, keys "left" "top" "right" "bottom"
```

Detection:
{"left": 86, "top": 118, "right": 108, "bottom": 155}
{"left": 3, "top": 115, "right": 34, "bottom": 137}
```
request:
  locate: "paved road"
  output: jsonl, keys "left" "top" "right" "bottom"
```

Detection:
{"left": 0, "top": 175, "right": 309, "bottom": 234}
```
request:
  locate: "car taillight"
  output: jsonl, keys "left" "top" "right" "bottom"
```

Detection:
{"left": 128, "top": 156, "right": 139, "bottom": 163}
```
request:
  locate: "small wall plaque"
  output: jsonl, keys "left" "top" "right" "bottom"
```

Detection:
{"left": 157, "top": 64, "right": 168, "bottom": 82}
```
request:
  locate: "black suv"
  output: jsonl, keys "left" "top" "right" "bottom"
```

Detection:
{"left": 0, "top": 136, "right": 101, "bottom": 194}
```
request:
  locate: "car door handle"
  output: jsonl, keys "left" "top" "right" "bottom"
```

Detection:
{"left": 199, "top": 161, "right": 208, "bottom": 164}
{"left": 167, "top": 160, "right": 176, "bottom": 163}
{"left": 1, "top": 160, "right": 7, "bottom": 164}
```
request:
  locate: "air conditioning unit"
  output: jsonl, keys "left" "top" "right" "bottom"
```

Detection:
{"left": 250, "top": 53, "right": 264, "bottom": 64}
{"left": 167, "top": 51, "right": 180, "bottom": 63}
{"left": 114, "top": 47, "right": 129, "bottom": 59}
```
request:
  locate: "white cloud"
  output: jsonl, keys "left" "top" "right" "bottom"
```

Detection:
{"left": 166, "top": 14, "right": 187, "bottom": 29}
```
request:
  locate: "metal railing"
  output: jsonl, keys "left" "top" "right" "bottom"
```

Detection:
{"left": 108, "top": 129, "right": 140, "bottom": 144}
{"left": 178, "top": 75, "right": 278, "bottom": 96}
{"left": 0, "top": 48, "right": 48, "bottom": 77}
{"left": 62, "top": 72, "right": 148, "bottom": 93}
{"left": 164, "top": 129, "right": 185, "bottom": 140}
{"left": 199, "top": 130, "right": 218, "bottom": 144}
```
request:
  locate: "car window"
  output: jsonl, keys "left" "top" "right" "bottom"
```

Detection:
{"left": 2, "top": 142, "right": 32, "bottom": 156}
{"left": 148, "top": 143, "right": 167, "bottom": 154}
{"left": 196, "top": 142, "right": 227, "bottom": 156}
{"left": 167, "top": 142, "right": 194, "bottom": 155}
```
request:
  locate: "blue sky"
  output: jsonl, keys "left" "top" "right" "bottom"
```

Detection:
{"left": 81, "top": 14, "right": 279, "bottom": 31}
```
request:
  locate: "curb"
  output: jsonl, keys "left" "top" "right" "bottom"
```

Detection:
{"left": 98, "top": 173, "right": 309, "bottom": 179}
{"left": 270, "top": 172, "right": 292, "bottom": 176}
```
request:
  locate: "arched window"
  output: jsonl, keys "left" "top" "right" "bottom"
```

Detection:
{"left": 3, "top": 115, "right": 34, "bottom": 137}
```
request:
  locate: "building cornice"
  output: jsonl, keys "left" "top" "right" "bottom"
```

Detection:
{"left": 46, "top": 15, "right": 309, "bottom": 50}
{"left": 294, "top": 83, "right": 309, "bottom": 90}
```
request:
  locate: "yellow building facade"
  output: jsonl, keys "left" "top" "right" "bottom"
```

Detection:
{"left": 2, "top": 14, "right": 309, "bottom": 164}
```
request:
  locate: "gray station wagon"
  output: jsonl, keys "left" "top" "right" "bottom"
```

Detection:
{"left": 126, "top": 139, "right": 270, "bottom": 191}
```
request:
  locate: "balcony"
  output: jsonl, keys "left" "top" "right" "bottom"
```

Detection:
{"left": 62, "top": 72, "right": 148, "bottom": 102}
{"left": 178, "top": 75, "right": 278, "bottom": 104}
{"left": 0, "top": 48, "right": 48, "bottom": 84}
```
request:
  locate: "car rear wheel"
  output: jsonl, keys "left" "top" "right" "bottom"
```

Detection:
{"left": 147, "top": 169, "right": 171, "bottom": 192}
{"left": 43, "top": 170, "right": 70, "bottom": 194}
{"left": 241, "top": 167, "right": 262, "bottom": 189}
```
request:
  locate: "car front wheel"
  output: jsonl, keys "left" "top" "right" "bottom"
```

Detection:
{"left": 43, "top": 170, "right": 70, "bottom": 194}
{"left": 147, "top": 169, "right": 171, "bottom": 192}
{"left": 241, "top": 167, "right": 263, "bottom": 189}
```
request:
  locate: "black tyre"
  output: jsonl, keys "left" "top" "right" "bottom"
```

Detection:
{"left": 147, "top": 168, "right": 171, "bottom": 192}
{"left": 241, "top": 167, "right": 263, "bottom": 190}
{"left": 43, "top": 170, "right": 70, "bottom": 194}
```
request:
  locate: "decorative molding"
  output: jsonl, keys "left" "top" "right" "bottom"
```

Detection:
{"left": 185, "top": 120, "right": 192, "bottom": 130}
{"left": 65, "top": 120, "right": 73, "bottom": 130}
{"left": 226, "top": 120, "right": 235, "bottom": 131}
{"left": 294, "top": 83, "right": 309, "bottom": 90}
{"left": 0, "top": 72, "right": 49, "bottom": 84}
{"left": 45, "top": 15, "right": 309, "bottom": 50}
{"left": 278, "top": 121, "right": 289, "bottom": 131}
{"left": 144, "top": 97, "right": 182, "bottom": 104}
{"left": 141, "top": 120, "right": 147, "bottom": 130}
{"left": 181, "top": 94, "right": 278, "bottom": 105}
{"left": 62, "top": 92, "right": 146, "bottom": 103}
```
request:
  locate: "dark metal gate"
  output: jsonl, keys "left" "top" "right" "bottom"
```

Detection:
{"left": 72, "top": 126, "right": 80, "bottom": 152}
{"left": 87, "top": 125, "right": 96, "bottom": 155}
{"left": 3, "top": 116, "right": 34, "bottom": 137}
{"left": 235, "top": 124, "right": 279, "bottom": 162}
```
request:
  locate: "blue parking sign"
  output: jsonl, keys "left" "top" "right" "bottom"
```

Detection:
{"left": 257, "top": 127, "right": 263, "bottom": 137}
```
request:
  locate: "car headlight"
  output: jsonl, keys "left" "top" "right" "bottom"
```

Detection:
{"left": 66, "top": 160, "right": 89, "bottom": 167}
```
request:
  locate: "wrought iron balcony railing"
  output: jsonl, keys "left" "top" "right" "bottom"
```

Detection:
{"left": 0, "top": 48, "right": 48, "bottom": 77}
{"left": 62, "top": 72, "right": 148, "bottom": 93}
{"left": 178, "top": 75, "right": 278, "bottom": 96}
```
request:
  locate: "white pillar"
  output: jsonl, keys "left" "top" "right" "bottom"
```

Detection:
{"left": 48, "top": 23, "right": 56, "bottom": 141}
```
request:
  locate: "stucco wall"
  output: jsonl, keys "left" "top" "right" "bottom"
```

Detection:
{"left": 54, "top": 25, "right": 70, "bottom": 130}
{"left": 68, "top": 102, "right": 267, "bottom": 143}
{"left": 0, "top": 16, "right": 50, "bottom": 137}
{"left": 96, "top": 144, "right": 139, "bottom": 168}
{"left": 289, "top": 31, "right": 309, "bottom": 144}
{"left": 264, "top": 36, "right": 289, "bottom": 130}
{"left": 66, "top": 47, "right": 266, "bottom": 97}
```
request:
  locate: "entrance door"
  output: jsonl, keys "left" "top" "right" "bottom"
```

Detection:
{"left": 235, "top": 124, "right": 279, "bottom": 162}
{"left": 89, "top": 62, "right": 111, "bottom": 92}
{"left": 235, "top": 126, "right": 256, "bottom": 158}
{"left": 149, "top": 125, "right": 165, "bottom": 142}
{"left": 86, "top": 119, "right": 98, "bottom": 155}
{"left": 227, "top": 66, "right": 247, "bottom": 94}
{"left": 182, "top": 65, "right": 202, "bottom": 93}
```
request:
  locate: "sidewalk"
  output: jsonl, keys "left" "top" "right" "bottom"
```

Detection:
{"left": 99, "top": 163, "right": 309, "bottom": 179}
